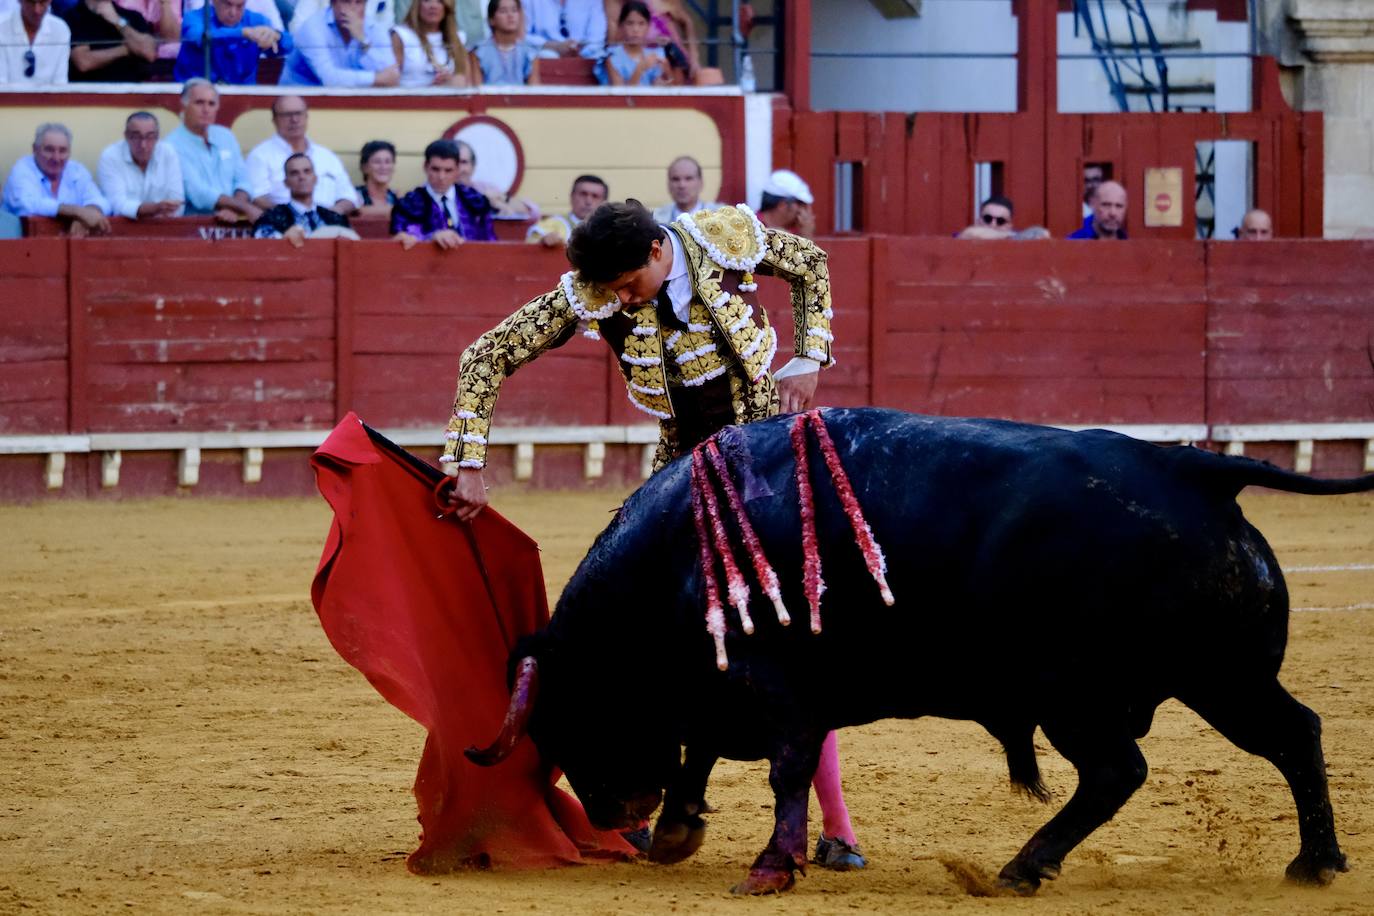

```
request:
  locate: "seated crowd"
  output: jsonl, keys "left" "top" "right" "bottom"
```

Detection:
{"left": 0, "top": 80, "right": 766, "bottom": 245}
{"left": 0, "top": 0, "right": 709, "bottom": 85}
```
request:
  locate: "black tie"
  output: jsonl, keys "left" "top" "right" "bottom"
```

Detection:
{"left": 440, "top": 195, "right": 453, "bottom": 229}
{"left": 304, "top": 209, "right": 319, "bottom": 231}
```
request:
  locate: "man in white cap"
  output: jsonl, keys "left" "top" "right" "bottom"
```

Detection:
{"left": 757, "top": 168, "right": 815, "bottom": 237}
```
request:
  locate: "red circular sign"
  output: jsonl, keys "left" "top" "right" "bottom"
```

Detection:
{"left": 1154, "top": 192, "right": 1172, "bottom": 213}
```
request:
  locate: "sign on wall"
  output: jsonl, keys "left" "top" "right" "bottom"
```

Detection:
{"left": 1144, "top": 167, "right": 1184, "bottom": 228}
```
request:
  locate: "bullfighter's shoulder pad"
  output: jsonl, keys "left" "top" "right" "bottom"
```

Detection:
{"left": 676, "top": 204, "right": 768, "bottom": 275}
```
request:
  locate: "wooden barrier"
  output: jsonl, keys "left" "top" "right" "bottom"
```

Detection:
{"left": 1, "top": 237, "right": 1371, "bottom": 499}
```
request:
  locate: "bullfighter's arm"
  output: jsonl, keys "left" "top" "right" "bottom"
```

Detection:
{"left": 440, "top": 289, "right": 582, "bottom": 468}
{"left": 755, "top": 228, "right": 835, "bottom": 366}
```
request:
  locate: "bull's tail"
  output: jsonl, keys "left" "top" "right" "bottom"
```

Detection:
{"left": 1193, "top": 450, "right": 1374, "bottom": 497}
{"left": 988, "top": 722, "right": 1050, "bottom": 803}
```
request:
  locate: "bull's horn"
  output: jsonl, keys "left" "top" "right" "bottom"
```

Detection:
{"left": 464, "top": 656, "right": 540, "bottom": 766}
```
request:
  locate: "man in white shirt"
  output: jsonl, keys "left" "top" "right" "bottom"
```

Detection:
{"left": 0, "top": 0, "right": 70, "bottom": 84}
{"left": 245, "top": 95, "right": 359, "bottom": 214}
{"left": 97, "top": 111, "right": 184, "bottom": 220}
{"left": 651, "top": 155, "right": 717, "bottom": 224}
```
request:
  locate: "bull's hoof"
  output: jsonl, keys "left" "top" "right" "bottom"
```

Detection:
{"left": 996, "top": 859, "right": 1060, "bottom": 896}
{"left": 648, "top": 816, "right": 706, "bottom": 865}
{"left": 1285, "top": 849, "right": 1348, "bottom": 886}
{"left": 731, "top": 867, "right": 796, "bottom": 895}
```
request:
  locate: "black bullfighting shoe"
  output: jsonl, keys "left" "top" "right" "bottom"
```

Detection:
{"left": 814, "top": 834, "right": 867, "bottom": 870}
{"left": 621, "top": 825, "right": 652, "bottom": 855}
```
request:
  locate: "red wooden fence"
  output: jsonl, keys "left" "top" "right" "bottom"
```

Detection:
{"left": 1, "top": 237, "right": 1371, "bottom": 498}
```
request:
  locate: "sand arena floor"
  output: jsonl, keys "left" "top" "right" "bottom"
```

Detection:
{"left": 1, "top": 488, "right": 1372, "bottom": 914}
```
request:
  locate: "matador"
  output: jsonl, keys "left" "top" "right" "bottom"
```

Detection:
{"left": 439, "top": 200, "right": 835, "bottom": 516}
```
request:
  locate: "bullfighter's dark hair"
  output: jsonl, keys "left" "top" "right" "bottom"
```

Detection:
{"left": 566, "top": 200, "right": 663, "bottom": 283}
{"left": 423, "top": 138, "right": 463, "bottom": 165}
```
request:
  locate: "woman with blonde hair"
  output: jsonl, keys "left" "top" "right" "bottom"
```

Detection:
{"left": 392, "top": 0, "right": 473, "bottom": 87}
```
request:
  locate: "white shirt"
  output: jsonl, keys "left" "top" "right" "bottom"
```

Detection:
{"left": 426, "top": 183, "right": 458, "bottom": 228}
{"left": 245, "top": 135, "right": 360, "bottom": 209}
{"left": 97, "top": 139, "right": 185, "bottom": 219}
{"left": 0, "top": 9, "right": 69, "bottom": 84}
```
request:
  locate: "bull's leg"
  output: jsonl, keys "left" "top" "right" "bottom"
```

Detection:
{"left": 649, "top": 745, "right": 718, "bottom": 865}
{"left": 1179, "top": 679, "right": 1347, "bottom": 885}
{"left": 998, "top": 726, "right": 1148, "bottom": 895}
{"left": 731, "top": 737, "right": 824, "bottom": 895}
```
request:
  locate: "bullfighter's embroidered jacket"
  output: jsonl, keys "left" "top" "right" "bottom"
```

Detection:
{"left": 440, "top": 204, "right": 835, "bottom": 471}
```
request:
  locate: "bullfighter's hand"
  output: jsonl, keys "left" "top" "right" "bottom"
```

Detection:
{"left": 777, "top": 371, "right": 818, "bottom": 413}
{"left": 446, "top": 468, "right": 488, "bottom": 521}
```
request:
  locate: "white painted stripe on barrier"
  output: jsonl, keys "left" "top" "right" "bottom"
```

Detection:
{"left": 1285, "top": 563, "right": 1374, "bottom": 573}
{"left": 1293, "top": 604, "right": 1374, "bottom": 613}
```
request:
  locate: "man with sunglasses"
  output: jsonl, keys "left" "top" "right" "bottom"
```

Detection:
{"left": 956, "top": 195, "right": 1016, "bottom": 239}
{"left": 0, "top": 0, "right": 70, "bottom": 83}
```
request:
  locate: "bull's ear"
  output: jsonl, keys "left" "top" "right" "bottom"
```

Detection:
{"left": 465, "top": 656, "right": 540, "bottom": 767}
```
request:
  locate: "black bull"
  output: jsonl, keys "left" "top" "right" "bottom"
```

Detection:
{"left": 468, "top": 408, "right": 1372, "bottom": 894}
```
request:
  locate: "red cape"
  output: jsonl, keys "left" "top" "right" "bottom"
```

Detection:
{"left": 310, "top": 413, "right": 634, "bottom": 871}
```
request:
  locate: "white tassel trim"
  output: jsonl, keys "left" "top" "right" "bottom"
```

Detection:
{"left": 627, "top": 390, "right": 671, "bottom": 419}
{"left": 822, "top": 308, "right": 834, "bottom": 319}
{"left": 739, "top": 330, "right": 767, "bottom": 361}
{"left": 738, "top": 282, "right": 758, "bottom": 292}
{"left": 457, "top": 458, "right": 484, "bottom": 469}
{"left": 806, "top": 327, "right": 835, "bottom": 342}
{"left": 454, "top": 410, "right": 478, "bottom": 420}
{"left": 444, "top": 431, "right": 461, "bottom": 440}
{"left": 461, "top": 433, "right": 487, "bottom": 445}
{"left": 676, "top": 205, "right": 768, "bottom": 273}
{"left": 688, "top": 321, "right": 713, "bottom": 333}
{"left": 728, "top": 307, "right": 754, "bottom": 333}
{"left": 581, "top": 327, "right": 601, "bottom": 341}
{"left": 752, "top": 330, "right": 778, "bottom": 382}
{"left": 681, "top": 363, "right": 730, "bottom": 387}
{"left": 675, "top": 342, "right": 718, "bottom": 364}
{"left": 630, "top": 381, "right": 666, "bottom": 395}
{"left": 632, "top": 326, "right": 656, "bottom": 336}
{"left": 621, "top": 353, "right": 663, "bottom": 367}
{"left": 560, "top": 271, "right": 620, "bottom": 321}
{"left": 708, "top": 290, "right": 730, "bottom": 310}
{"left": 664, "top": 330, "right": 682, "bottom": 349}
{"left": 805, "top": 347, "right": 830, "bottom": 362}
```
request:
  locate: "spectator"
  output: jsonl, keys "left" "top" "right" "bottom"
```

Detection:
{"left": 398, "top": 0, "right": 482, "bottom": 40}
{"left": 290, "top": 0, "right": 394, "bottom": 33}
{"left": 1082, "top": 162, "right": 1104, "bottom": 218}
{"left": 469, "top": 0, "right": 537, "bottom": 86}
{"left": 164, "top": 78, "right": 260, "bottom": 222}
{"left": 390, "top": 137, "right": 473, "bottom": 249}
{"left": 245, "top": 96, "right": 359, "bottom": 214}
{"left": 453, "top": 137, "right": 536, "bottom": 221}
{"left": 65, "top": 0, "right": 158, "bottom": 82}
{"left": 1068, "top": 180, "right": 1128, "bottom": 240}
{"left": 650, "top": 155, "right": 714, "bottom": 223}
{"left": 2, "top": 123, "right": 111, "bottom": 236}
{"left": 0, "top": 0, "right": 70, "bottom": 84}
{"left": 355, "top": 139, "right": 397, "bottom": 217}
{"left": 253, "top": 153, "right": 355, "bottom": 247}
{"left": 526, "top": 172, "right": 606, "bottom": 246}
{"left": 524, "top": 0, "right": 602, "bottom": 57}
{"left": 956, "top": 195, "right": 1014, "bottom": 239}
{"left": 391, "top": 0, "right": 470, "bottom": 86}
{"left": 97, "top": 110, "right": 184, "bottom": 219}
{"left": 597, "top": 1, "right": 667, "bottom": 86}
{"left": 756, "top": 168, "right": 814, "bottom": 237}
{"left": 183, "top": 0, "right": 282, "bottom": 33}
{"left": 174, "top": 0, "right": 290, "bottom": 83}
{"left": 280, "top": 0, "right": 400, "bottom": 87}
{"left": 601, "top": 0, "right": 694, "bottom": 80}
{"left": 1238, "top": 208, "right": 1273, "bottom": 240}
{"left": 113, "top": 0, "right": 180, "bottom": 59}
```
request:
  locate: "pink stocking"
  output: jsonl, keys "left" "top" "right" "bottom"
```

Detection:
{"left": 811, "top": 730, "right": 857, "bottom": 844}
